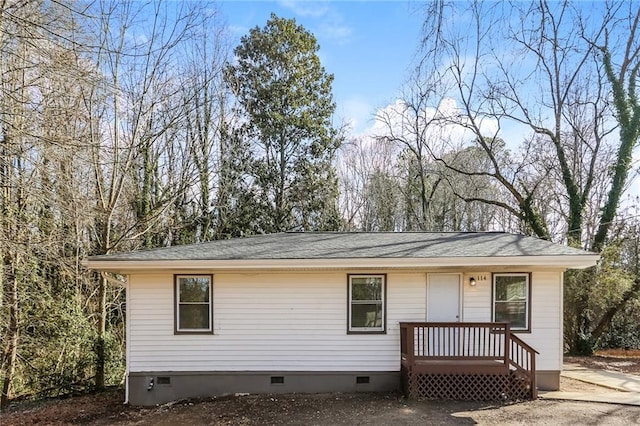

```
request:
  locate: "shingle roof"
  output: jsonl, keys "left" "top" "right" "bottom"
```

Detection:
{"left": 88, "top": 231, "right": 594, "bottom": 261}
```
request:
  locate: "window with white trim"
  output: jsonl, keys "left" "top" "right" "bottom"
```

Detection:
{"left": 493, "top": 273, "right": 529, "bottom": 330}
{"left": 348, "top": 274, "right": 385, "bottom": 333}
{"left": 175, "top": 275, "right": 212, "bottom": 333}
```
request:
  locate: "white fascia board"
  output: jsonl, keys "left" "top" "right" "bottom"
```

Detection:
{"left": 87, "top": 254, "right": 599, "bottom": 272}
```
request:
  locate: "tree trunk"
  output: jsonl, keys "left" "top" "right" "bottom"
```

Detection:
{"left": 592, "top": 11, "right": 640, "bottom": 253}
{"left": 94, "top": 273, "right": 107, "bottom": 390}
{"left": 590, "top": 277, "right": 640, "bottom": 344}
{"left": 1, "top": 253, "right": 19, "bottom": 410}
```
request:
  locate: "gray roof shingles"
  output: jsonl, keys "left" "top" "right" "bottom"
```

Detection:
{"left": 88, "top": 232, "right": 594, "bottom": 262}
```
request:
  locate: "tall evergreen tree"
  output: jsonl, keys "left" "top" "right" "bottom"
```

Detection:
{"left": 225, "top": 14, "right": 342, "bottom": 233}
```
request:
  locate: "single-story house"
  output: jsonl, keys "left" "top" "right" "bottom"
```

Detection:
{"left": 86, "top": 232, "right": 599, "bottom": 405}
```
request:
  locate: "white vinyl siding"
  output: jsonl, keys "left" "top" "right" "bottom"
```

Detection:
{"left": 128, "top": 270, "right": 563, "bottom": 374}
{"left": 526, "top": 271, "right": 564, "bottom": 371}
{"left": 462, "top": 272, "right": 491, "bottom": 322}
{"left": 461, "top": 271, "right": 563, "bottom": 371}
{"left": 128, "top": 272, "right": 426, "bottom": 372}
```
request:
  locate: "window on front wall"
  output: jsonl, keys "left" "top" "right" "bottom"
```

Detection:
{"left": 493, "top": 273, "right": 530, "bottom": 331}
{"left": 348, "top": 274, "right": 386, "bottom": 333}
{"left": 175, "top": 275, "right": 212, "bottom": 333}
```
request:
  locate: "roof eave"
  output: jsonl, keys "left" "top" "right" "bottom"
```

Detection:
{"left": 86, "top": 255, "right": 600, "bottom": 273}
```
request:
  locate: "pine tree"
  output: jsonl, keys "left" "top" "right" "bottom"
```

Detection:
{"left": 225, "top": 14, "right": 342, "bottom": 233}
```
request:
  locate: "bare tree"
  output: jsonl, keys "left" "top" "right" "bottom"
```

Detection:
{"left": 83, "top": 0, "right": 227, "bottom": 389}
{"left": 336, "top": 136, "right": 399, "bottom": 230}
{"left": 0, "top": 0, "right": 233, "bottom": 405}
{"left": 415, "top": 0, "right": 639, "bottom": 352}
{"left": 0, "top": 0, "right": 96, "bottom": 407}
{"left": 181, "top": 14, "right": 232, "bottom": 242}
{"left": 590, "top": 3, "right": 640, "bottom": 252}
{"left": 373, "top": 71, "right": 450, "bottom": 230}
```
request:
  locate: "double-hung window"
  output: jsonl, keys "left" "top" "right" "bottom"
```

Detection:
{"left": 493, "top": 273, "right": 530, "bottom": 331}
{"left": 348, "top": 274, "right": 386, "bottom": 333}
{"left": 175, "top": 275, "right": 213, "bottom": 333}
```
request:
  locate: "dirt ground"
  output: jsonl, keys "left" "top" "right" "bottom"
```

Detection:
{"left": 2, "top": 353, "right": 639, "bottom": 426}
{"left": 566, "top": 349, "right": 640, "bottom": 375}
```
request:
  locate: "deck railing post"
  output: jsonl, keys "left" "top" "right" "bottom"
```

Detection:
{"left": 406, "top": 323, "right": 414, "bottom": 366}
{"left": 504, "top": 324, "right": 510, "bottom": 367}
{"left": 400, "top": 323, "right": 407, "bottom": 360}
{"left": 531, "top": 350, "right": 537, "bottom": 399}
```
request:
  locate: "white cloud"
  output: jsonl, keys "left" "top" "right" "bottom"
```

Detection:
{"left": 338, "top": 96, "right": 375, "bottom": 134}
{"left": 278, "top": 0, "right": 353, "bottom": 45}
{"left": 278, "top": 0, "right": 329, "bottom": 18}
{"left": 362, "top": 97, "right": 499, "bottom": 152}
{"left": 317, "top": 21, "right": 352, "bottom": 44}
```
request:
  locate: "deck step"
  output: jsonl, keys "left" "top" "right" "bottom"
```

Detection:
{"left": 411, "top": 360, "right": 509, "bottom": 375}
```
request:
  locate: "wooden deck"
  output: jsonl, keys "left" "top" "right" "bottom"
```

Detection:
{"left": 400, "top": 322, "right": 538, "bottom": 401}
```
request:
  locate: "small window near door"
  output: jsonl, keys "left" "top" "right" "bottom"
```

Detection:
{"left": 175, "top": 275, "right": 213, "bottom": 333}
{"left": 348, "top": 274, "right": 386, "bottom": 334}
{"left": 493, "top": 273, "right": 530, "bottom": 331}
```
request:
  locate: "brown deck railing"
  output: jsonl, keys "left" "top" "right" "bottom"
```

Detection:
{"left": 400, "top": 322, "right": 538, "bottom": 400}
{"left": 509, "top": 333, "right": 538, "bottom": 398}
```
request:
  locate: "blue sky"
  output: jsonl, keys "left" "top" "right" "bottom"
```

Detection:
{"left": 220, "top": 1, "right": 424, "bottom": 134}
{"left": 219, "top": 1, "right": 639, "bottom": 199}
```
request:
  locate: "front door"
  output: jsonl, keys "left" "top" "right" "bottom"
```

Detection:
{"left": 427, "top": 273, "right": 461, "bottom": 322}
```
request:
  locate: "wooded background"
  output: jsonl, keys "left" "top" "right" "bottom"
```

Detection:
{"left": 1, "top": 0, "right": 639, "bottom": 408}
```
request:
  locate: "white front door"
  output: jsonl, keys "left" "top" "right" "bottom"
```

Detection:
{"left": 427, "top": 273, "right": 461, "bottom": 322}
